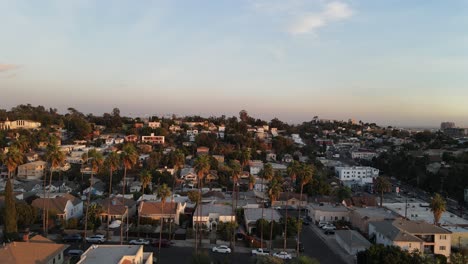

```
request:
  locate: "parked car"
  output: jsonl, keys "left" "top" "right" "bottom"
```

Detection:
{"left": 63, "top": 233, "right": 82, "bottom": 243}
{"left": 251, "top": 248, "right": 270, "bottom": 256}
{"left": 318, "top": 221, "right": 330, "bottom": 228}
{"left": 67, "top": 249, "right": 84, "bottom": 257}
{"left": 212, "top": 245, "right": 231, "bottom": 253}
{"left": 153, "top": 238, "right": 171, "bottom": 247}
{"left": 129, "top": 238, "right": 150, "bottom": 245}
{"left": 273, "top": 251, "right": 292, "bottom": 260}
{"left": 322, "top": 224, "right": 336, "bottom": 230}
{"left": 85, "top": 234, "right": 106, "bottom": 243}
{"left": 302, "top": 219, "right": 311, "bottom": 225}
{"left": 324, "top": 230, "right": 335, "bottom": 235}
{"left": 109, "top": 220, "right": 122, "bottom": 229}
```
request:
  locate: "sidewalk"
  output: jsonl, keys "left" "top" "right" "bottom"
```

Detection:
{"left": 308, "top": 225, "right": 354, "bottom": 264}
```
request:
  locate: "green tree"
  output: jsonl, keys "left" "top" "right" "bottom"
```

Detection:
{"left": 268, "top": 178, "right": 282, "bottom": 250}
{"left": 287, "top": 161, "right": 301, "bottom": 185}
{"left": 374, "top": 176, "right": 391, "bottom": 207}
{"left": 430, "top": 193, "right": 446, "bottom": 225}
{"left": 254, "top": 256, "right": 284, "bottom": 264}
{"left": 3, "top": 145, "right": 23, "bottom": 179}
{"left": 228, "top": 160, "right": 241, "bottom": 247}
{"left": 15, "top": 202, "right": 37, "bottom": 228}
{"left": 3, "top": 179, "right": 18, "bottom": 240}
{"left": 291, "top": 256, "right": 320, "bottom": 264}
{"left": 334, "top": 186, "right": 352, "bottom": 202}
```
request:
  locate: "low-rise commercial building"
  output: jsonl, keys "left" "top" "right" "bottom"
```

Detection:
{"left": 77, "top": 245, "right": 153, "bottom": 264}
{"left": 308, "top": 203, "right": 350, "bottom": 222}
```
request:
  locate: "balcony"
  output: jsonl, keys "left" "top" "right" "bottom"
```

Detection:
{"left": 416, "top": 235, "right": 434, "bottom": 243}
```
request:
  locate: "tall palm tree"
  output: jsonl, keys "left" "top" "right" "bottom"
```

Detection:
{"left": 44, "top": 140, "right": 65, "bottom": 235}
{"left": 296, "top": 163, "right": 314, "bottom": 255}
{"left": 430, "top": 193, "right": 446, "bottom": 225}
{"left": 287, "top": 161, "right": 301, "bottom": 186}
{"left": 157, "top": 184, "right": 171, "bottom": 254}
{"left": 240, "top": 148, "right": 251, "bottom": 168}
{"left": 268, "top": 178, "right": 282, "bottom": 251}
{"left": 104, "top": 151, "right": 120, "bottom": 239}
{"left": 228, "top": 160, "right": 241, "bottom": 248}
{"left": 260, "top": 163, "right": 273, "bottom": 248}
{"left": 169, "top": 150, "right": 184, "bottom": 240}
{"left": 140, "top": 170, "right": 152, "bottom": 193}
{"left": 193, "top": 155, "right": 211, "bottom": 252}
{"left": 375, "top": 176, "right": 391, "bottom": 207}
{"left": 3, "top": 145, "right": 23, "bottom": 179}
{"left": 83, "top": 149, "right": 104, "bottom": 241}
{"left": 119, "top": 143, "right": 138, "bottom": 244}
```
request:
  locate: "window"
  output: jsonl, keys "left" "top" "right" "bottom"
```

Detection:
{"left": 440, "top": 235, "right": 447, "bottom": 240}
{"left": 439, "top": 246, "right": 446, "bottom": 251}
{"left": 409, "top": 243, "right": 411, "bottom": 248}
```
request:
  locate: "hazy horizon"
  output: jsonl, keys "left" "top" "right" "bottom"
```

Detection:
{"left": 1, "top": 1, "right": 467, "bottom": 127}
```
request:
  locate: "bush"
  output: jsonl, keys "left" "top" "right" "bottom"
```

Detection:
{"left": 67, "top": 218, "right": 78, "bottom": 229}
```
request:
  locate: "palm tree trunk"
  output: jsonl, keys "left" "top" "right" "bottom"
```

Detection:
{"left": 42, "top": 170, "right": 47, "bottom": 234}
{"left": 270, "top": 207, "right": 274, "bottom": 251}
{"left": 297, "top": 184, "right": 304, "bottom": 256}
{"left": 380, "top": 191, "right": 383, "bottom": 207}
{"left": 198, "top": 178, "right": 203, "bottom": 248}
{"left": 283, "top": 190, "right": 289, "bottom": 251}
{"left": 107, "top": 169, "right": 113, "bottom": 239}
{"left": 45, "top": 170, "right": 53, "bottom": 235}
{"left": 158, "top": 203, "right": 165, "bottom": 255}
{"left": 231, "top": 181, "right": 235, "bottom": 248}
{"left": 195, "top": 199, "right": 199, "bottom": 253}
{"left": 120, "top": 167, "right": 127, "bottom": 244}
{"left": 84, "top": 172, "right": 93, "bottom": 242}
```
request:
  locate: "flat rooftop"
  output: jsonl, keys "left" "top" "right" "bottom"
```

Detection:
{"left": 384, "top": 202, "right": 468, "bottom": 226}
{"left": 335, "top": 230, "right": 372, "bottom": 248}
{"left": 309, "top": 203, "right": 349, "bottom": 212}
{"left": 78, "top": 245, "right": 141, "bottom": 264}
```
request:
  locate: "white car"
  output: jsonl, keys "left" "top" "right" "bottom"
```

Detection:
{"left": 129, "top": 238, "right": 150, "bottom": 245}
{"left": 322, "top": 224, "right": 336, "bottom": 230}
{"left": 85, "top": 235, "right": 106, "bottom": 243}
{"left": 273, "top": 251, "right": 292, "bottom": 260}
{"left": 251, "top": 248, "right": 270, "bottom": 256}
{"left": 318, "top": 221, "right": 330, "bottom": 228}
{"left": 212, "top": 245, "right": 231, "bottom": 253}
{"left": 109, "top": 220, "right": 122, "bottom": 229}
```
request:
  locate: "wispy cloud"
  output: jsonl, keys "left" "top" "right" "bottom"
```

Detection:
{"left": 289, "top": 1, "right": 354, "bottom": 35}
{"left": 0, "top": 64, "right": 19, "bottom": 72}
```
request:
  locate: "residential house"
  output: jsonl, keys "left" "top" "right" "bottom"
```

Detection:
{"left": 282, "top": 154, "right": 293, "bottom": 163}
{"left": 193, "top": 204, "right": 235, "bottom": 230}
{"left": 25, "top": 152, "right": 39, "bottom": 162}
{"left": 77, "top": 245, "right": 153, "bottom": 264}
{"left": 249, "top": 160, "right": 264, "bottom": 175}
{"left": 244, "top": 208, "right": 281, "bottom": 234}
{"left": 31, "top": 194, "right": 83, "bottom": 221}
{"left": 335, "top": 230, "right": 372, "bottom": 255}
{"left": 17, "top": 161, "right": 47, "bottom": 180}
{"left": 180, "top": 167, "right": 197, "bottom": 182}
{"left": 0, "top": 235, "right": 69, "bottom": 264}
{"left": 369, "top": 219, "right": 451, "bottom": 258}
{"left": 148, "top": 121, "right": 161, "bottom": 128}
{"left": 335, "top": 166, "right": 379, "bottom": 186}
{"left": 124, "top": 134, "right": 138, "bottom": 142}
{"left": 205, "top": 170, "right": 219, "bottom": 182}
{"left": 308, "top": 203, "right": 350, "bottom": 222}
{"left": 139, "top": 201, "right": 186, "bottom": 225}
{"left": 0, "top": 119, "right": 41, "bottom": 130}
{"left": 141, "top": 133, "right": 165, "bottom": 144}
{"left": 272, "top": 192, "right": 308, "bottom": 209}
{"left": 196, "top": 146, "right": 209, "bottom": 155}
{"left": 97, "top": 197, "right": 137, "bottom": 223}
{"left": 349, "top": 207, "right": 399, "bottom": 235}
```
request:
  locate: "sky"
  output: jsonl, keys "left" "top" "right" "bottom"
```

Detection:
{"left": 1, "top": 0, "right": 468, "bottom": 127}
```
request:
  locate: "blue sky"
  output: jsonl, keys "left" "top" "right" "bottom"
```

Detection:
{"left": 1, "top": 0, "right": 467, "bottom": 126}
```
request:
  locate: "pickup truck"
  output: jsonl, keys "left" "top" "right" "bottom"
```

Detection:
{"left": 251, "top": 248, "right": 270, "bottom": 256}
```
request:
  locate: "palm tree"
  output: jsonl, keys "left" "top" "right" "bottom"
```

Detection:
{"left": 83, "top": 149, "right": 104, "bottom": 241}
{"left": 157, "top": 184, "right": 171, "bottom": 254}
{"left": 169, "top": 150, "right": 184, "bottom": 240}
{"left": 268, "top": 178, "right": 282, "bottom": 251}
{"left": 228, "top": 160, "right": 241, "bottom": 248}
{"left": 240, "top": 148, "right": 251, "bottom": 168}
{"left": 140, "top": 170, "right": 152, "bottom": 193}
{"left": 287, "top": 161, "right": 301, "bottom": 186}
{"left": 260, "top": 163, "right": 273, "bottom": 248}
{"left": 248, "top": 175, "right": 256, "bottom": 190}
{"left": 119, "top": 143, "right": 138, "bottom": 244}
{"left": 430, "top": 193, "right": 446, "bottom": 225}
{"left": 193, "top": 155, "right": 211, "bottom": 252}
{"left": 44, "top": 140, "right": 65, "bottom": 235}
{"left": 104, "top": 151, "right": 120, "bottom": 239}
{"left": 296, "top": 163, "right": 314, "bottom": 255}
{"left": 374, "top": 176, "right": 391, "bottom": 207}
{"left": 3, "top": 145, "right": 23, "bottom": 179}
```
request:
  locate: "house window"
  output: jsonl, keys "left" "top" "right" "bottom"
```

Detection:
{"left": 439, "top": 246, "right": 446, "bottom": 251}
{"left": 440, "top": 235, "right": 447, "bottom": 240}
{"left": 409, "top": 243, "right": 411, "bottom": 248}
